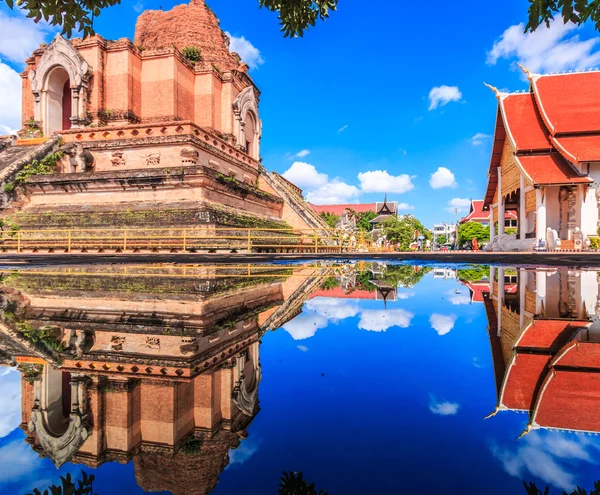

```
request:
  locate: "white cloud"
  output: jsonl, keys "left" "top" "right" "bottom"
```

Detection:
{"left": 446, "top": 197, "right": 471, "bottom": 213}
{"left": 429, "top": 166, "right": 457, "bottom": 189}
{"left": 428, "top": 85, "right": 462, "bottom": 110}
{"left": 225, "top": 32, "right": 264, "bottom": 70}
{"left": 0, "top": 61, "right": 22, "bottom": 134}
{"left": 491, "top": 431, "right": 600, "bottom": 492}
{"left": 358, "top": 309, "right": 414, "bottom": 332}
{"left": 0, "top": 367, "right": 21, "bottom": 439}
{"left": 295, "top": 149, "right": 310, "bottom": 158}
{"left": 429, "top": 396, "right": 460, "bottom": 416}
{"left": 305, "top": 297, "right": 360, "bottom": 321}
{"left": 0, "top": 438, "right": 41, "bottom": 483}
{"left": 282, "top": 312, "right": 329, "bottom": 340}
{"left": 358, "top": 170, "right": 415, "bottom": 194}
{"left": 487, "top": 21, "right": 600, "bottom": 74}
{"left": 0, "top": 11, "right": 54, "bottom": 65}
{"left": 397, "top": 203, "right": 415, "bottom": 211}
{"left": 338, "top": 125, "right": 348, "bottom": 134}
{"left": 429, "top": 314, "right": 457, "bottom": 335}
{"left": 229, "top": 438, "right": 259, "bottom": 466}
{"left": 306, "top": 180, "right": 360, "bottom": 205}
{"left": 297, "top": 345, "right": 309, "bottom": 352}
{"left": 471, "top": 133, "right": 491, "bottom": 146}
{"left": 282, "top": 162, "right": 328, "bottom": 190}
{"left": 133, "top": 0, "right": 145, "bottom": 12}
{"left": 446, "top": 290, "right": 471, "bottom": 305}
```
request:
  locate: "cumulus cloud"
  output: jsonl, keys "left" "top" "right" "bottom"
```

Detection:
{"left": 428, "top": 85, "right": 462, "bottom": 110}
{"left": 0, "top": 438, "right": 42, "bottom": 484}
{"left": 397, "top": 203, "right": 415, "bottom": 211}
{"left": 229, "top": 438, "right": 260, "bottom": 466}
{"left": 446, "top": 290, "right": 471, "bottom": 305}
{"left": 471, "top": 133, "right": 491, "bottom": 146}
{"left": 491, "top": 431, "right": 600, "bottom": 492}
{"left": 225, "top": 32, "right": 264, "bottom": 70}
{"left": 305, "top": 297, "right": 360, "bottom": 321}
{"left": 0, "top": 11, "right": 54, "bottom": 65}
{"left": 487, "top": 21, "right": 600, "bottom": 74}
{"left": 358, "top": 170, "right": 415, "bottom": 194}
{"left": 429, "top": 396, "right": 460, "bottom": 416}
{"left": 297, "top": 345, "right": 309, "bottom": 352}
{"left": 0, "top": 367, "right": 21, "bottom": 439}
{"left": 0, "top": 61, "right": 22, "bottom": 134}
{"left": 295, "top": 149, "right": 310, "bottom": 158}
{"left": 430, "top": 167, "right": 457, "bottom": 189}
{"left": 282, "top": 312, "right": 329, "bottom": 340}
{"left": 283, "top": 298, "right": 360, "bottom": 340}
{"left": 282, "top": 162, "right": 328, "bottom": 190}
{"left": 133, "top": 0, "right": 145, "bottom": 13}
{"left": 446, "top": 197, "right": 471, "bottom": 213}
{"left": 306, "top": 180, "right": 360, "bottom": 205}
{"left": 358, "top": 309, "right": 414, "bottom": 332}
{"left": 429, "top": 314, "right": 457, "bottom": 335}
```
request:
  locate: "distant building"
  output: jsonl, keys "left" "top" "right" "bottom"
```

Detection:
{"left": 433, "top": 223, "right": 457, "bottom": 244}
{"left": 461, "top": 199, "right": 518, "bottom": 229}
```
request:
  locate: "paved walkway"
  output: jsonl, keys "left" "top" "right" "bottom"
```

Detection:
{"left": 1, "top": 251, "right": 600, "bottom": 267}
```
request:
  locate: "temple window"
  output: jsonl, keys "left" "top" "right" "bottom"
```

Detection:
{"left": 45, "top": 66, "right": 72, "bottom": 135}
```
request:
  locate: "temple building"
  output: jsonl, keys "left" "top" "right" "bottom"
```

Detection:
{"left": 0, "top": 0, "right": 330, "bottom": 249}
{"left": 483, "top": 267, "right": 600, "bottom": 437}
{"left": 482, "top": 68, "right": 600, "bottom": 251}
{"left": 460, "top": 199, "right": 517, "bottom": 229}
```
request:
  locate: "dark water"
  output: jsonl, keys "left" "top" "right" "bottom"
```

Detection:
{"left": 0, "top": 262, "right": 599, "bottom": 495}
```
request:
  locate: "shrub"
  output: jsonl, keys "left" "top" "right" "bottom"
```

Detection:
{"left": 181, "top": 46, "right": 202, "bottom": 63}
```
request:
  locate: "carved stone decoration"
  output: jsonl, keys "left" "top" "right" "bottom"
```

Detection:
{"left": 144, "top": 336, "right": 160, "bottom": 349}
{"left": 62, "top": 143, "right": 95, "bottom": 173}
{"left": 28, "top": 371, "right": 91, "bottom": 468}
{"left": 145, "top": 152, "right": 160, "bottom": 166}
{"left": 110, "top": 335, "right": 126, "bottom": 351}
{"left": 232, "top": 86, "right": 262, "bottom": 160}
{"left": 232, "top": 345, "right": 261, "bottom": 417}
{"left": 111, "top": 151, "right": 126, "bottom": 167}
{"left": 567, "top": 188, "right": 577, "bottom": 235}
{"left": 28, "top": 35, "right": 91, "bottom": 134}
{"left": 180, "top": 148, "right": 199, "bottom": 165}
{"left": 595, "top": 186, "right": 600, "bottom": 231}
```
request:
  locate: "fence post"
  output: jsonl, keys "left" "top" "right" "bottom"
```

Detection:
{"left": 17, "top": 231, "right": 20, "bottom": 254}
{"left": 247, "top": 229, "right": 251, "bottom": 252}
{"left": 183, "top": 229, "right": 187, "bottom": 252}
{"left": 67, "top": 230, "right": 71, "bottom": 253}
{"left": 314, "top": 232, "right": 318, "bottom": 254}
{"left": 123, "top": 229, "right": 127, "bottom": 253}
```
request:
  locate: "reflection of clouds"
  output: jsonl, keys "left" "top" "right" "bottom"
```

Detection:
{"left": 229, "top": 438, "right": 260, "bottom": 467}
{"left": 0, "top": 367, "right": 21, "bottom": 438}
{"left": 297, "top": 345, "right": 309, "bottom": 352}
{"left": 282, "top": 312, "right": 328, "bottom": 340}
{"left": 429, "top": 314, "right": 457, "bottom": 335}
{"left": 446, "top": 290, "right": 471, "bottom": 305}
{"left": 396, "top": 292, "right": 414, "bottom": 300}
{"left": 492, "top": 431, "right": 600, "bottom": 492}
{"left": 305, "top": 297, "right": 360, "bottom": 320}
{"left": 0, "top": 438, "right": 41, "bottom": 483}
{"left": 429, "top": 395, "right": 460, "bottom": 416}
{"left": 358, "top": 309, "right": 414, "bottom": 332}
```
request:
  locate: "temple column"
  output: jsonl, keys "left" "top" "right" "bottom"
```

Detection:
{"left": 519, "top": 268, "right": 526, "bottom": 328}
{"left": 536, "top": 188, "right": 547, "bottom": 245}
{"left": 498, "top": 170, "right": 505, "bottom": 236}
{"left": 536, "top": 270, "right": 546, "bottom": 315}
{"left": 519, "top": 175, "right": 527, "bottom": 239}
{"left": 497, "top": 267, "right": 505, "bottom": 336}
{"left": 490, "top": 208, "right": 496, "bottom": 239}
{"left": 490, "top": 266, "right": 496, "bottom": 297}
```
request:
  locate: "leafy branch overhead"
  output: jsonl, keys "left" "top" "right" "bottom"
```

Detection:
{"left": 526, "top": 0, "right": 600, "bottom": 32}
{"left": 3, "top": 0, "right": 337, "bottom": 39}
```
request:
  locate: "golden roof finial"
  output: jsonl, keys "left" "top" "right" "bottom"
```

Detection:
{"left": 484, "top": 407, "right": 500, "bottom": 420}
{"left": 517, "top": 425, "right": 532, "bottom": 440}
{"left": 517, "top": 63, "right": 533, "bottom": 80}
{"left": 484, "top": 82, "right": 502, "bottom": 99}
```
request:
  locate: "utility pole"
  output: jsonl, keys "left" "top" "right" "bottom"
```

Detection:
{"left": 454, "top": 208, "right": 459, "bottom": 250}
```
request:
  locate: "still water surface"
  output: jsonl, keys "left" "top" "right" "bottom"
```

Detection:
{"left": 0, "top": 262, "right": 598, "bottom": 495}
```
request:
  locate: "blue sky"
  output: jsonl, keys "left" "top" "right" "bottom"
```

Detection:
{"left": 2, "top": 0, "right": 600, "bottom": 226}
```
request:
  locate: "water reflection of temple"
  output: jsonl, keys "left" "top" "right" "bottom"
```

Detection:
{"left": 482, "top": 267, "right": 600, "bottom": 436}
{"left": 0, "top": 264, "right": 328, "bottom": 494}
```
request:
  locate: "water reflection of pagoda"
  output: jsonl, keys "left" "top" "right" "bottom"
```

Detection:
{"left": 0, "top": 264, "right": 326, "bottom": 495}
{"left": 483, "top": 267, "right": 600, "bottom": 436}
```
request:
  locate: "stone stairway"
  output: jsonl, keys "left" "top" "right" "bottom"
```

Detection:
{"left": 260, "top": 167, "right": 333, "bottom": 236}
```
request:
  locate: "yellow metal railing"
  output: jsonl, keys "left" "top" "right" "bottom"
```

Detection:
{"left": 0, "top": 227, "right": 387, "bottom": 254}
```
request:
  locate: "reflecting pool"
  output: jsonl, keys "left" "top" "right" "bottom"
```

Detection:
{"left": 0, "top": 262, "right": 599, "bottom": 495}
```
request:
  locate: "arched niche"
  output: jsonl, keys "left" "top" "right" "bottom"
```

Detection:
{"left": 28, "top": 366, "right": 90, "bottom": 467}
{"left": 232, "top": 342, "right": 261, "bottom": 417}
{"left": 28, "top": 34, "right": 90, "bottom": 136}
{"left": 233, "top": 86, "right": 262, "bottom": 160}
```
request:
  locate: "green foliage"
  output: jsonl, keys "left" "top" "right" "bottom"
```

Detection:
{"left": 458, "top": 221, "right": 490, "bottom": 246}
{"left": 320, "top": 276, "right": 339, "bottom": 291}
{"left": 457, "top": 265, "right": 490, "bottom": 282}
{"left": 27, "top": 471, "right": 97, "bottom": 495}
{"left": 181, "top": 45, "right": 203, "bottom": 63}
{"left": 380, "top": 264, "right": 431, "bottom": 288}
{"left": 16, "top": 322, "right": 66, "bottom": 352}
{"left": 590, "top": 237, "right": 600, "bottom": 250}
{"left": 505, "top": 227, "right": 518, "bottom": 235}
{"left": 436, "top": 234, "right": 447, "bottom": 245}
{"left": 5, "top": 0, "right": 121, "bottom": 38}
{"left": 525, "top": 0, "right": 600, "bottom": 34}
{"left": 381, "top": 215, "right": 430, "bottom": 250}
{"left": 259, "top": 0, "right": 338, "bottom": 37}
{"left": 355, "top": 210, "right": 378, "bottom": 232}
{"left": 355, "top": 269, "right": 377, "bottom": 292}
{"left": 319, "top": 212, "right": 339, "bottom": 228}
{"left": 278, "top": 471, "right": 328, "bottom": 495}
{"left": 3, "top": 182, "right": 14, "bottom": 193}
{"left": 523, "top": 478, "right": 600, "bottom": 494}
{"left": 14, "top": 151, "right": 62, "bottom": 186}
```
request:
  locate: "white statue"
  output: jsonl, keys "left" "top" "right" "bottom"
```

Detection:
{"left": 546, "top": 228, "right": 561, "bottom": 250}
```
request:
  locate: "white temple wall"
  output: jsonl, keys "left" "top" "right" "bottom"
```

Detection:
{"left": 546, "top": 186, "right": 561, "bottom": 233}
{"left": 579, "top": 271, "right": 599, "bottom": 316}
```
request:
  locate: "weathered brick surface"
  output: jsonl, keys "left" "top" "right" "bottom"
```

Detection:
{"left": 134, "top": 0, "right": 243, "bottom": 73}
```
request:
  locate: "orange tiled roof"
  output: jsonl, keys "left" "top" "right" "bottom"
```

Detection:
{"left": 501, "top": 93, "right": 552, "bottom": 151}
{"left": 501, "top": 353, "right": 551, "bottom": 411}
{"left": 461, "top": 200, "right": 518, "bottom": 223}
{"left": 516, "top": 153, "right": 592, "bottom": 186}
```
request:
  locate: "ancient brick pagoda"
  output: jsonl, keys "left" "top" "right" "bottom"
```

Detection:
{"left": 0, "top": 0, "right": 328, "bottom": 247}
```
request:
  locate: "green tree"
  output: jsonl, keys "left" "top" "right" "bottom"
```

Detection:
{"left": 319, "top": 212, "right": 339, "bottom": 228}
{"left": 457, "top": 265, "right": 490, "bottom": 283}
{"left": 526, "top": 0, "right": 600, "bottom": 34}
{"left": 381, "top": 215, "right": 430, "bottom": 250}
{"left": 381, "top": 265, "right": 431, "bottom": 288}
{"left": 27, "top": 471, "right": 97, "bottom": 495}
{"left": 353, "top": 210, "right": 378, "bottom": 232}
{"left": 278, "top": 471, "right": 328, "bottom": 495}
{"left": 458, "top": 221, "right": 490, "bottom": 247}
{"left": 5, "top": 0, "right": 337, "bottom": 39}
{"left": 436, "top": 234, "right": 447, "bottom": 245}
